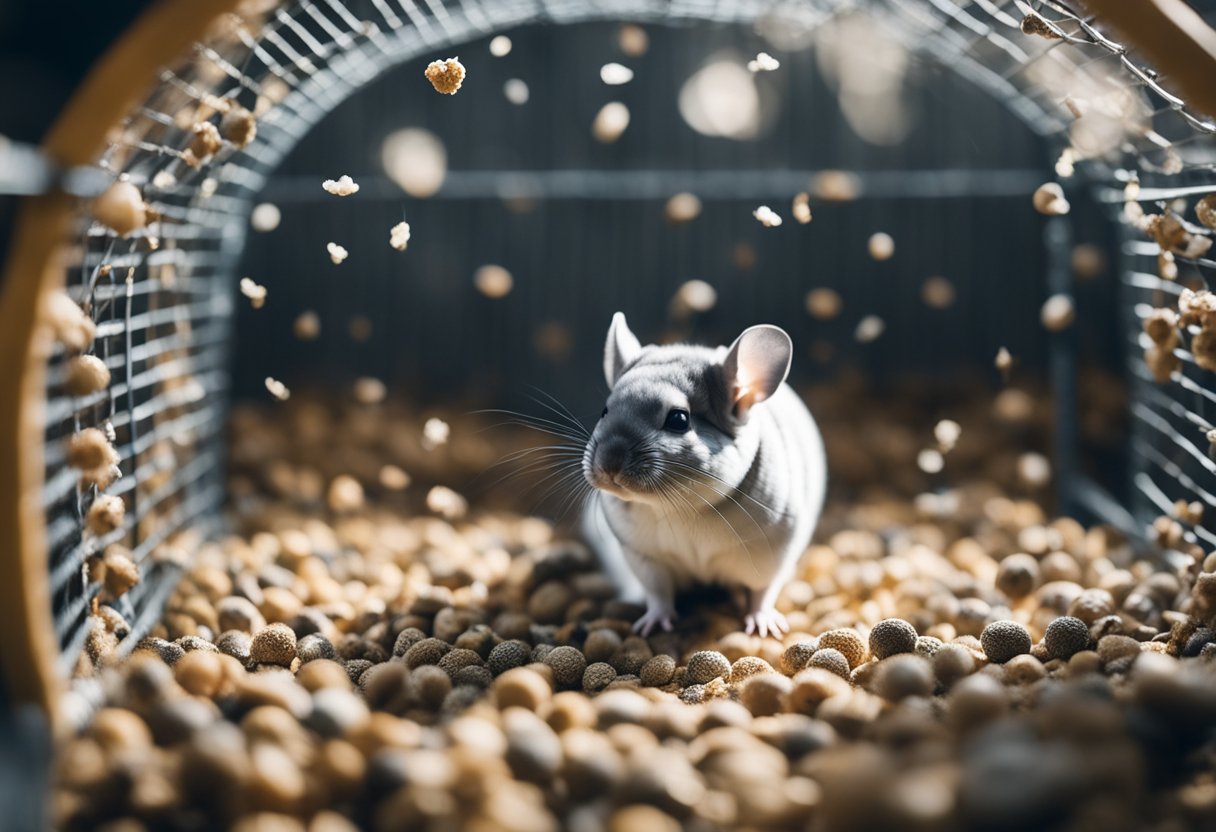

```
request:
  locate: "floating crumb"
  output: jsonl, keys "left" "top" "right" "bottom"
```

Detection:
{"left": 600, "top": 63, "right": 634, "bottom": 85}
{"left": 753, "top": 205, "right": 782, "bottom": 228}
{"left": 672, "top": 280, "right": 717, "bottom": 315}
{"left": 922, "top": 277, "right": 955, "bottom": 309}
{"left": 812, "top": 170, "right": 860, "bottom": 201}
{"left": 474, "top": 265, "right": 514, "bottom": 298}
{"left": 917, "top": 448, "right": 944, "bottom": 474}
{"left": 934, "top": 419, "right": 962, "bottom": 453}
{"left": 185, "top": 122, "right": 222, "bottom": 166}
{"left": 45, "top": 291, "right": 96, "bottom": 351}
{"left": 1071, "top": 244, "right": 1106, "bottom": 279}
{"left": 1017, "top": 452, "right": 1052, "bottom": 488}
{"left": 151, "top": 170, "right": 176, "bottom": 190}
{"left": 1020, "top": 12, "right": 1061, "bottom": 38}
{"left": 995, "top": 347, "right": 1013, "bottom": 381}
{"left": 665, "top": 192, "right": 701, "bottom": 224}
{"left": 322, "top": 175, "right": 359, "bottom": 196}
{"left": 239, "top": 277, "right": 267, "bottom": 309}
{"left": 425, "top": 58, "right": 466, "bottom": 95}
{"left": 250, "top": 202, "right": 281, "bottom": 232}
{"left": 503, "top": 79, "right": 530, "bottom": 105}
{"left": 327, "top": 475, "right": 364, "bottom": 512}
{"left": 592, "top": 102, "right": 630, "bottom": 143}
{"left": 379, "top": 464, "right": 411, "bottom": 491}
{"left": 792, "top": 192, "right": 812, "bottom": 224}
{"left": 327, "top": 243, "right": 349, "bottom": 265}
{"left": 220, "top": 104, "right": 256, "bottom": 148}
{"left": 422, "top": 417, "right": 450, "bottom": 450}
{"left": 353, "top": 377, "right": 386, "bottom": 404}
{"left": 93, "top": 180, "right": 146, "bottom": 236}
{"left": 294, "top": 311, "right": 320, "bottom": 341}
{"left": 426, "top": 485, "right": 468, "bottom": 520}
{"left": 1196, "top": 195, "right": 1216, "bottom": 230}
{"left": 1033, "top": 182, "right": 1070, "bottom": 216}
{"left": 618, "top": 24, "right": 649, "bottom": 56}
{"left": 389, "top": 222, "right": 411, "bottom": 252}
{"left": 868, "top": 232, "right": 895, "bottom": 261}
{"left": 86, "top": 494, "right": 125, "bottom": 536}
{"left": 265, "top": 377, "right": 290, "bottom": 401}
{"left": 1040, "top": 294, "right": 1075, "bottom": 331}
{"left": 489, "top": 35, "right": 512, "bottom": 57}
{"left": 855, "top": 315, "right": 885, "bottom": 343}
{"left": 747, "top": 52, "right": 780, "bottom": 72}
{"left": 66, "top": 355, "right": 111, "bottom": 396}
{"left": 805, "top": 288, "right": 842, "bottom": 321}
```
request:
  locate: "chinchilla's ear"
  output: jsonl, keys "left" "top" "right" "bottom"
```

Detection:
{"left": 604, "top": 312, "right": 642, "bottom": 389}
{"left": 721, "top": 325, "right": 792, "bottom": 421}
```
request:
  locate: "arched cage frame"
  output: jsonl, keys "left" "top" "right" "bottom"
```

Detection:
{"left": 3, "top": 0, "right": 1216, "bottom": 728}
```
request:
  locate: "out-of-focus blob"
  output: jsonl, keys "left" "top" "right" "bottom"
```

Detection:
{"left": 754, "top": 1, "right": 829, "bottom": 51}
{"left": 815, "top": 12, "right": 911, "bottom": 146}
{"left": 382, "top": 128, "right": 447, "bottom": 197}
{"left": 504, "top": 79, "right": 530, "bottom": 105}
{"left": 678, "top": 54, "right": 772, "bottom": 140}
{"left": 593, "top": 102, "right": 631, "bottom": 143}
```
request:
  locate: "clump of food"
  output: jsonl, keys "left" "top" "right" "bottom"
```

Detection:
{"left": 753, "top": 205, "right": 783, "bottom": 227}
{"left": 264, "top": 377, "right": 290, "bottom": 401}
{"left": 65, "top": 355, "right": 111, "bottom": 396}
{"left": 1040, "top": 294, "right": 1075, "bottom": 332}
{"left": 327, "top": 242, "right": 349, "bottom": 265}
{"left": 747, "top": 52, "right": 780, "bottom": 72}
{"left": 184, "top": 121, "right": 222, "bottom": 166}
{"left": 321, "top": 175, "right": 360, "bottom": 196}
{"left": 219, "top": 104, "right": 256, "bottom": 147}
{"left": 86, "top": 494, "right": 125, "bottom": 536}
{"left": 868, "top": 232, "right": 895, "bottom": 261}
{"left": 425, "top": 57, "right": 466, "bottom": 94}
{"left": 791, "top": 192, "right": 812, "bottom": 224}
{"left": 389, "top": 221, "right": 411, "bottom": 251}
{"left": 1033, "top": 182, "right": 1070, "bottom": 216}
{"left": 1020, "top": 12, "right": 1061, "bottom": 38}
{"left": 93, "top": 180, "right": 147, "bottom": 236}
{"left": 239, "top": 277, "right": 267, "bottom": 309}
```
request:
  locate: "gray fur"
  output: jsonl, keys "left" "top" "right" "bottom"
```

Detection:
{"left": 582, "top": 312, "right": 826, "bottom": 637}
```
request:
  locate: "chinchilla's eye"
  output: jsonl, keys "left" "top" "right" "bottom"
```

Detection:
{"left": 663, "top": 408, "right": 690, "bottom": 433}
{"left": 601, "top": 407, "right": 608, "bottom": 418}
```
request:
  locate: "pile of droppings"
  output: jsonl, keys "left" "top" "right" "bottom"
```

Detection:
{"left": 55, "top": 382, "right": 1216, "bottom": 831}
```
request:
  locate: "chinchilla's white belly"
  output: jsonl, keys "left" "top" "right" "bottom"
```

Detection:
{"left": 587, "top": 383, "right": 826, "bottom": 594}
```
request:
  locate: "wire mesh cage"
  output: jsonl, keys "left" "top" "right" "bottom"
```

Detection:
{"left": 5, "top": 0, "right": 1216, "bottom": 829}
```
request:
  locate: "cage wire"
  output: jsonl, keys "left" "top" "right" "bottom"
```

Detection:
{"left": 33, "top": 0, "right": 1216, "bottom": 680}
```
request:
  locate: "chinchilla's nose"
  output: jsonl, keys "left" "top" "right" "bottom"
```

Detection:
{"left": 594, "top": 437, "right": 631, "bottom": 478}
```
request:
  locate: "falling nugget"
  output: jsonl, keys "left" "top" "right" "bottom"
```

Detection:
{"left": 747, "top": 52, "right": 780, "bottom": 72}
{"left": 422, "top": 417, "right": 450, "bottom": 450}
{"left": 753, "top": 205, "right": 782, "bottom": 227}
{"left": 327, "top": 243, "right": 348, "bottom": 265}
{"left": 239, "top": 277, "right": 267, "bottom": 309}
{"left": 425, "top": 58, "right": 466, "bottom": 95}
{"left": 265, "top": 377, "right": 290, "bottom": 401}
{"left": 390, "top": 222, "right": 411, "bottom": 252}
{"left": 322, "top": 175, "right": 359, "bottom": 196}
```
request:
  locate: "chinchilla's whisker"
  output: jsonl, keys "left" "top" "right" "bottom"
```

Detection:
{"left": 663, "top": 458, "right": 788, "bottom": 518}
{"left": 526, "top": 387, "right": 590, "bottom": 438}
{"left": 471, "top": 409, "right": 589, "bottom": 443}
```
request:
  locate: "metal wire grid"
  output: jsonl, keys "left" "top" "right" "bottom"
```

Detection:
{"left": 41, "top": 0, "right": 1216, "bottom": 668}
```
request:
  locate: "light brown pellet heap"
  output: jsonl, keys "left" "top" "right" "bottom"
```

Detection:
{"left": 425, "top": 57, "right": 466, "bottom": 94}
{"left": 54, "top": 382, "right": 1216, "bottom": 832}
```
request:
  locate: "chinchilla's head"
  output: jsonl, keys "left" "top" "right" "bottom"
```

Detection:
{"left": 583, "top": 312, "right": 792, "bottom": 504}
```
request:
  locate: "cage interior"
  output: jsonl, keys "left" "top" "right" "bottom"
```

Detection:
{"left": 18, "top": 0, "right": 1216, "bottom": 828}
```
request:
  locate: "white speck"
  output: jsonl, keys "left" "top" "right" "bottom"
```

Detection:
{"left": 422, "top": 417, "right": 450, "bottom": 450}
{"left": 747, "top": 52, "right": 780, "bottom": 72}
{"left": 389, "top": 222, "right": 411, "bottom": 251}
{"left": 855, "top": 315, "right": 885, "bottom": 343}
{"left": 322, "top": 175, "right": 359, "bottom": 196}
{"left": 489, "top": 35, "right": 512, "bottom": 57}
{"left": 265, "top": 377, "right": 290, "bottom": 401}
{"left": 753, "top": 205, "right": 782, "bottom": 227}
{"left": 250, "top": 202, "right": 281, "bottom": 232}
{"left": 504, "top": 78, "right": 530, "bottom": 105}
{"left": 239, "top": 277, "right": 267, "bottom": 309}
{"left": 327, "top": 242, "right": 348, "bottom": 264}
{"left": 592, "top": 102, "right": 630, "bottom": 143}
{"left": 600, "top": 63, "right": 634, "bottom": 85}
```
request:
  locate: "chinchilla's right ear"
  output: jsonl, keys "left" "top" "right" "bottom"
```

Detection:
{"left": 603, "top": 312, "right": 642, "bottom": 389}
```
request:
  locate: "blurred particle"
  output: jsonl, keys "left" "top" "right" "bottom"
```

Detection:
{"left": 422, "top": 418, "right": 450, "bottom": 450}
{"left": 353, "top": 377, "right": 386, "bottom": 405}
{"left": 474, "top": 265, "right": 514, "bottom": 298}
{"left": 427, "top": 485, "right": 468, "bottom": 520}
{"left": 379, "top": 464, "right": 411, "bottom": 491}
{"left": 792, "top": 192, "right": 812, "bottom": 224}
{"left": 322, "top": 175, "right": 359, "bottom": 196}
{"left": 294, "top": 311, "right": 320, "bottom": 341}
{"left": 812, "top": 170, "right": 860, "bottom": 201}
{"left": 995, "top": 347, "right": 1013, "bottom": 381}
{"left": 921, "top": 277, "right": 955, "bottom": 309}
{"left": 868, "top": 232, "right": 895, "bottom": 261}
{"left": 934, "top": 420, "right": 961, "bottom": 452}
{"left": 265, "top": 377, "right": 290, "bottom": 401}
{"left": 534, "top": 321, "right": 574, "bottom": 362}
{"left": 425, "top": 57, "right": 466, "bottom": 95}
{"left": 665, "top": 192, "right": 702, "bottom": 224}
{"left": 489, "top": 36, "right": 512, "bottom": 57}
{"left": 327, "top": 243, "right": 348, "bottom": 265}
{"left": 747, "top": 52, "right": 780, "bottom": 72}
{"left": 753, "top": 205, "right": 782, "bottom": 227}
{"left": 1033, "top": 182, "right": 1070, "bottom": 216}
{"left": 592, "top": 102, "right": 630, "bottom": 143}
{"left": 810, "top": 339, "right": 835, "bottom": 364}
{"left": 918, "top": 449, "right": 944, "bottom": 474}
{"left": 389, "top": 222, "right": 411, "bottom": 252}
{"left": 1017, "top": 452, "right": 1052, "bottom": 488}
{"left": 679, "top": 56, "right": 764, "bottom": 140}
{"left": 1040, "top": 295, "right": 1075, "bottom": 331}
{"left": 250, "top": 202, "right": 281, "bottom": 232}
{"left": 855, "top": 315, "right": 885, "bottom": 343}
{"left": 673, "top": 280, "right": 717, "bottom": 314}
{"left": 504, "top": 79, "right": 530, "bottom": 105}
{"left": 1071, "top": 244, "right": 1106, "bottom": 280}
{"left": 600, "top": 63, "right": 634, "bottom": 85}
{"left": 349, "top": 316, "right": 373, "bottom": 342}
{"left": 805, "top": 288, "right": 842, "bottom": 320}
{"left": 618, "top": 24, "right": 649, "bottom": 56}
{"left": 732, "top": 242, "right": 757, "bottom": 271}
{"left": 239, "top": 277, "right": 267, "bottom": 309}
{"left": 383, "top": 128, "right": 447, "bottom": 198}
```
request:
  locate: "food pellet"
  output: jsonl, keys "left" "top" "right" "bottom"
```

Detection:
{"left": 791, "top": 192, "right": 812, "bottom": 224}
{"left": 425, "top": 57, "right": 466, "bottom": 94}
{"left": 1040, "top": 294, "right": 1075, "bottom": 331}
{"left": 239, "top": 277, "right": 267, "bottom": 309}
{"left": 867, "top": 232, "right": 895, "bottom": 261}
{"left": 65, "top": 355, "right": 111, "bottom": 396}
{"left": 600, "top": 63, "right": 634, "bottom": 85}
{"left": 474, "top": 264, "right": 514, "bottom": 298}
{"left": 753, "top": 205, "right": 782, "bottom": 227}
{"left": 389, "top": 221, "right": 411, "bottom": 251}
{"left": 1033, "top": 182, "right": 1070, "bottom": 216}
{"left": 264, "top": 377, "right": 290, "bottom": 401}
{"left": 327, "top": 243, "right": 348, "bottom": 265}
{"left": 747, "top": 52, "right": 780, "bottom": 72}
{"left": 489, "top": 35, "right": 512, "bottom": 57}
{"left": 665, "top": 192, "right": 701, "bottom": 224}
{"left": 93, "top": 181, "right": 146, "bottom": 236}
{"left": 321, "top": 175, "right": 359, "bottom": 196}
{"left": 592, "top": 102, "right": 630, "bottom": 143}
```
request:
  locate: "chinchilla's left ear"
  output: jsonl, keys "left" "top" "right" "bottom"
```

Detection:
{"left": 603, "top": 312, "right": 642, "bottom": 389}
{"left": 720, "top": 325, "right": 792, "bottom": 421}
